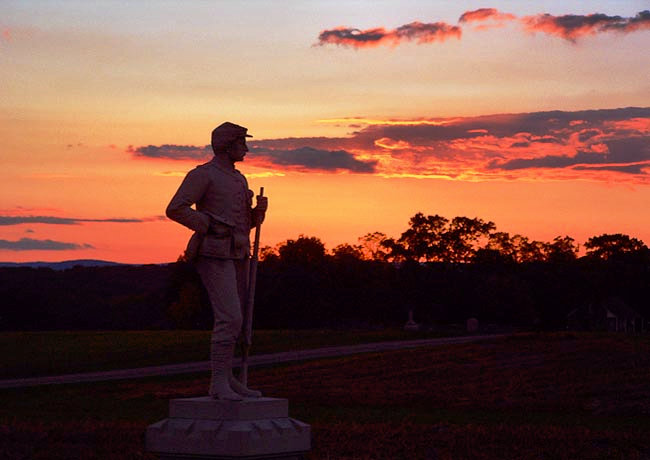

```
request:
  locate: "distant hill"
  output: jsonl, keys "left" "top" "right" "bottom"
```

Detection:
{"left": 0, "top": 259, "right": 127, "bottom": 270}
{"left": 0, "top": 262, "right": 176, "bottom": 330}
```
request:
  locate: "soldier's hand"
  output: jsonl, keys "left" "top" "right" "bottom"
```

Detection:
{"left": 256, "top": 195, "right": 268, "bottom": 213}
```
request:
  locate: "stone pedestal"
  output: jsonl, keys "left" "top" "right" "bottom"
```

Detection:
{"left": 404, "top": 309, "right": 420, "bottom": 332}
{"left": 146, "top": 397, "right": 311, "bottom": 459}
{"left": 466, "top": 317, "right": 479, "bottom": 333}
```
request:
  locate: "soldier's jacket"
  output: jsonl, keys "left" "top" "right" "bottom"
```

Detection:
{"left": 166, "top": 156, "right": 255, "bottom": 260}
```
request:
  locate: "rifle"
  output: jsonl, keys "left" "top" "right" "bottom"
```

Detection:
{"left": 240, "top": 187, "right": 264, "bottom": 387}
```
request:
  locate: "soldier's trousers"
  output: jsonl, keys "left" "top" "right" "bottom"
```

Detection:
{"left": 195, "top": 256, "right": 249, "bottom": 342}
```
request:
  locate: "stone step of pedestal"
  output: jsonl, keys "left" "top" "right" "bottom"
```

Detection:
{"left": 146, "top": 396, "right": 310, "bottom": 458}
{"left": 170, "top": 397, "right": 288, "bottom": 421}
{"left": 146, "top": 416, "right": 311, "bottom": 458}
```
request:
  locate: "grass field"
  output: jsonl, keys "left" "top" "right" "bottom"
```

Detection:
{"left": 0, "top": 328, "right": 462, "bottom": 379}
{"left": 1, "top": 332, "right": 649, "bottom": 459}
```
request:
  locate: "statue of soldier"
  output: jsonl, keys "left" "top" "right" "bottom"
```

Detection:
{"left": 166, "top": 122, "right": 268, "bottom": 400}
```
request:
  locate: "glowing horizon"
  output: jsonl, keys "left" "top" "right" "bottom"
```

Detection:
{"left": 1, "top": 1, "right": 649, "bottom": 263}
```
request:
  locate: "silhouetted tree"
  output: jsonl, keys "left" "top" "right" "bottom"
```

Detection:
{"left": 381, "top": 237, "right": 410, "bottom": 262}
{"left": 398, "top": 213, "right": 449, "bottom": 261}
{"left": 277, "top": 235, "right": 326, "bottom": 266}
{"left": 484, "top": 233, "right": 576, "bottom": 264}
{"left": 443, "top": 216, "right": 496, "bottom": 263}
{"left": 386, "top": 213, "right": 495, "bottom": 263}
{"left": 546, "top": 236, "right": 579, "bottom": 263}
{"left": 259, "top": 245, "right": 279, "bottom": 263}
{"left": 331, "top": 243, "right": 364, "bottom": 262}
{"left": 472, "top": 248, "right": 514, "bottom": 266}
{"left": 485, "top": 232, "right": 518, "bottom": 263}
{"left": 515, "top": 236, "right": 547, "bottom": 263}
{"left": 585, "top": 233, "right": 648, "bottom": 260}
{"left": 357, "top": 232, "right": 389, "bottom": 261}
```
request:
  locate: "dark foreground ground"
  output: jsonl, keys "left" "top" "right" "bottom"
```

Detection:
{"left": 1, "top": 332, "right": 649, "bottom": 459}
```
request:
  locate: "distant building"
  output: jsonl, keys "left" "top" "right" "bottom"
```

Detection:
{"left": 567, "top": 297, "right": 645, "bottom": 333}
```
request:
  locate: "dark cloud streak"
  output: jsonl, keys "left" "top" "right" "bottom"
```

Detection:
{"left": 0, "top": 216, "right": 166, "bottom": 226}
{"left": 489, "top": 151, "right": 608, "bottom": 170}
{"left": 249, "top": 147, "right": 377, "bottom": 173}
{"left": 0, "top": 238, "right": 94, "bottom": 251}
{"left": 522, "top": 10, "right": 650, "bottom": 41}
{"left": 128, "top": 144, "right": 212, "bottom": 161}
{"left": 127, "top": 141, "right": 378, "bottom": 174}
{"left": 573, "top": 164, "right": 647, "bottom": 174}
{"left": 316, "top": 21, "right": 461, "bottom": 48}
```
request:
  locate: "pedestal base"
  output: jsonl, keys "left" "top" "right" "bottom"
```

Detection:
{"left": 146, "top": 397, "right": 311, "bottom": 459}
{"left": 157, "top": 454, "right": 305, "bottom": 460}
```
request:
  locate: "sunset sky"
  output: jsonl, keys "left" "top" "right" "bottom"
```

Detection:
{"left": 2, "top": 1, "right": 650, "bottom": 263}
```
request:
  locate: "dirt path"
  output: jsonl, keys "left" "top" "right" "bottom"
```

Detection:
{"left": 0, "top": 334, "right": 504, "bottom": 389}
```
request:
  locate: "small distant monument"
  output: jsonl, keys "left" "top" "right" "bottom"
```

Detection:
{"left": 404, "top": 309, "right": 420, "bottom": 332}
{"left": 466, "top": 317, "right": 479, "bottom": 333}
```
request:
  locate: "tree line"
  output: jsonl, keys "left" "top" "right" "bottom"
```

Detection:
{"left": 260, "top": 212, "right": 648, "bottom": 265}
{"left": 172, "top": 212, "right": 650, "bottom": 331}
{"left": 1, "top": 212, "right": 648, "bottom": 331}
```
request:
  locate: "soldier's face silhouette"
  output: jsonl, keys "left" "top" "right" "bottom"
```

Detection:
{"left": 227, "top": 137, "right": 248, "bottom": 163}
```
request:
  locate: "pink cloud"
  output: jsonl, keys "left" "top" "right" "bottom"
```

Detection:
{"left": 459, "top": 8, "right": 516, "bottom": 29}
{"left": 317, "top": 9, "right": 650, "bottom": 49}
{"left": 522, "top": 10, "right": 650, "bottom": 41}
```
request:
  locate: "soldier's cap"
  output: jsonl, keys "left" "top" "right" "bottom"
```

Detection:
{"left": 211, "top": 122, "right": 252, "bottom": 145}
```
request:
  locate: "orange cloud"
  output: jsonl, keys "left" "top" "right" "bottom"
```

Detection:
{"left": 374, "top": 137, "right": 413, "bottom": 150}
{"left": 459, "top": 8, "right": 516, "bottom": 29}
{"left": 133, "top": 108, "right": 650, "bottom": 184}
{"left": 245, "top": 171, "right": 286, "bottom": 179}
{"left": 316, "top": 21, "right": 461, "bottom": 48}
{"left": 604, "top": 117, "right": 650, "bottom": 134}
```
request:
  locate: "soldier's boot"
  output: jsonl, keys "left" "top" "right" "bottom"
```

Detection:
{"left": 229, "top": 370, "right": 263, "bottom": 398}
{"left": 209, "top": 339, "right": 243, "bottom": 401}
